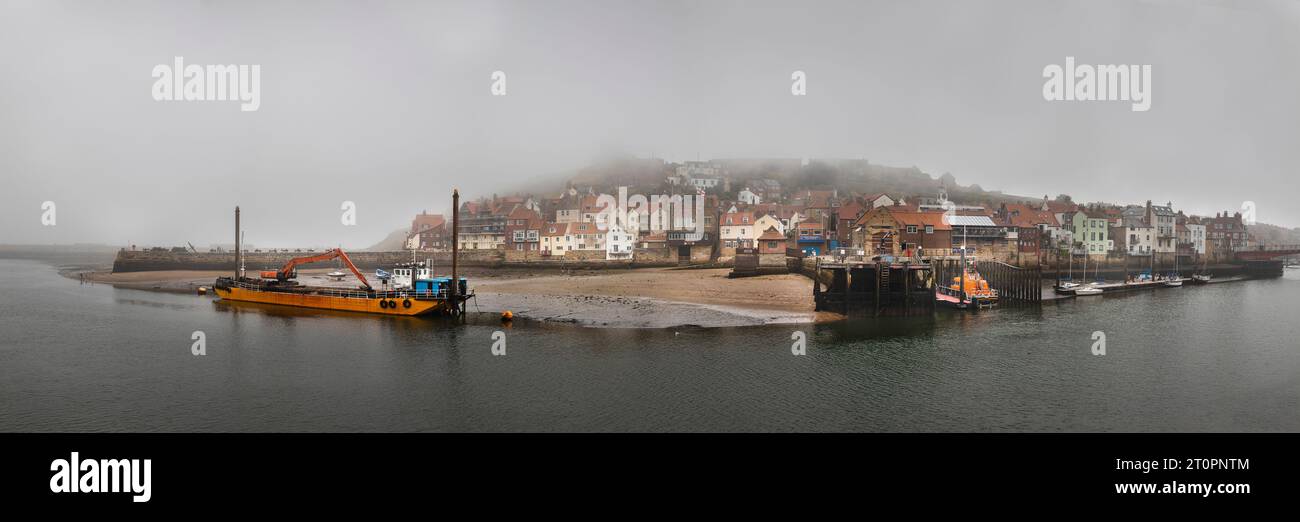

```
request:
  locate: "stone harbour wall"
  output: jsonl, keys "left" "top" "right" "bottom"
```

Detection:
{"left": 111, "top": 249, "right": 677, "bottom": 272}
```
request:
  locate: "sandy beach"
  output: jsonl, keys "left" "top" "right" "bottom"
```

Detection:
{"left": 65, "top": 265, "right": 833, "bottom": 328}
{"left": 473, "top": 268, "right": 833, "bottom": 328}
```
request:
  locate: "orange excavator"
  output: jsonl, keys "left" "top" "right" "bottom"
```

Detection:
{"left": 259, "top": 248, "right": 372, "bottom": 289}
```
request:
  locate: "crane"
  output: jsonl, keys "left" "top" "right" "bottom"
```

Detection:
{"left": 259, "top": 248, "right": 372, "bottom": 289}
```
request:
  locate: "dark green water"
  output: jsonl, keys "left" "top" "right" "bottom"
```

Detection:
{"left": 1, "top": 259, "right": 1297, "bottom": 432}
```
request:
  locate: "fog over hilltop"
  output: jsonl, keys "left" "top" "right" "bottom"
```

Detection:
{"left": 2, "top": 0, "right": 1298, "bottom": 248}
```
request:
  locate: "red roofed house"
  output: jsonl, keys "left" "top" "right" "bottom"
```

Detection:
{"left": 853, "top": 206, "right": 952, "bottom": 256}
{"left": 505, "top": 205, "right": 543, "bottom": 253}
{"left": 568, "top": 221, "right": 605, "bottom": 252}
{"left": 540, "top": 222, "right": 570, "bottom": 257}
{"left": 407, "top": 211, "right": 448, "bottom": 251}
{"left": 997, "top": 203, "right": 1061, "bottom": 254}
{"left": 458, "top": 198, "right": 508, "bottom": 250}
{"left": 720, "top": 209, "right": 755, "bottom": 257}
{"left": 756, "top": 226, "right": 788, "bottom": 269}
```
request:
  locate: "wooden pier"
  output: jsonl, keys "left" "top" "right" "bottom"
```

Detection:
{"left": 812, "top": 259, "right": 935, "bottom": 315}
{"left": 1087, "top": 278, "right": 1187, "bottom": 293}
{"left": 811, "top": 257, "right": 1043, "bottom": 314}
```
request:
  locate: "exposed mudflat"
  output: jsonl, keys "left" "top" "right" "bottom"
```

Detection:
{"left": 65, "top": 266, "right": 835, "bottom": 328}
{"left": 472, "top": 268, "right": 835, "bottom": 328}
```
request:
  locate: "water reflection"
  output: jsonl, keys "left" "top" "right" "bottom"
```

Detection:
{"left": 4, "top": 258, "right": 1299, "bottom": 432}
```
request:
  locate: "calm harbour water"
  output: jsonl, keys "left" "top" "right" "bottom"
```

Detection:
{"left": 1, "top": 258, "right": 1297, "bottom": 432}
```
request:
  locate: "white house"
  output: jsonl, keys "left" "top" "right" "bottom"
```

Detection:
{"left": 1147, "top": 201, "right": 1178, "bottom": 254}
{"left": 459, "top": 232, "right": 505, "bottom": 251}
{"left": 786, "top": 211, "right": 804, "bottom": 230}
{"left": 864, "top": 193, "right": 898, "bottom": 209}
{"left": 605, "top": 223, "right": 634, "bottom": 260}
{"left": 672, "top": 161, "right": 724, "bottom": 191}
{"left": 738, "top": 188, "right": 761, "bottom": 205}
{"left": 720, "top": 210, "right": 755, "bottom": 249}
{"left": 752, "top": 213, "right": 785, "bottom": 238}
{"left": 541, "top": 223, "right": 571, "bottom": 256}
{"left": 1118, "top": 224, "right": 1155, "bottom": 255}
{"left": 1044, "top": 226, "right": 1073, "bottom": 249}
{"left": 1186, "top": 222, "right": 1206, "bottom": 255}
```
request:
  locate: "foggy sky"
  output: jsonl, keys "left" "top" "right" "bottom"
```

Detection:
{"left": 3, "top": 0, "right": 1298, "bottom": 248}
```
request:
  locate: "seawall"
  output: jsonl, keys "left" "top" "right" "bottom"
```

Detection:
{"left": 110, "top": 249, "right": 677, "bottom": 273}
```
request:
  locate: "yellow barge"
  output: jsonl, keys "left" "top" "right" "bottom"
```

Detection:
{"left": 212, "top": 279, "right": 461, "bottom": 316}
{"left": 213, "top": 204, "right": 470, "bottom": 317}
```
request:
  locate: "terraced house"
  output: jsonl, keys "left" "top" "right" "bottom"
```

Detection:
{"left": 1070, "top": 209, "right": 1113, "bottom": 254}
{"left": 1207, "top": 211, "right": 1250, "bottom": 252}
{"left": 569, "top": 221, "right": 605, "bottom": 252}
{"left": 505, "top": 205, "right": 543, "bottom": 252}
{"left": 540, "top": 222, "right": 570, "bottom": 257}
{"left": 1146, "top": 201, "right": 1177, "bottom": 254}
{"left": 720, "top": 210, "right": 755, "bottom": 254}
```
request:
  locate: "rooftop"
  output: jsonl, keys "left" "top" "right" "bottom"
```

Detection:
{"left": 944, "top": 215, "right": 997, "bottom": 227}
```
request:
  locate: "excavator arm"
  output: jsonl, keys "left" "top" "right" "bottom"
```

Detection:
{"left": 261, "top": 248, "right": 372, "bottom": 289}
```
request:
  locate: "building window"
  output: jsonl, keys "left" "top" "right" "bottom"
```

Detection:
{"left": 907, "top": 225, "right": 917, "bottom": 234}
{"left": 925, "top": 225, "right": 934, "bottom": 234}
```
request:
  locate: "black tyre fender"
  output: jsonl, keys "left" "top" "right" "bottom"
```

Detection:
{"left": 379, "top": 299, "right": 388, "bottom": 309}
{"left": 402, "top": 299, "right": 412, "bottom": 309}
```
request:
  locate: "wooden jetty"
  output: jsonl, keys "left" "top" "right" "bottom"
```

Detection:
{"left": 1068, "top": 277, "right": 1188, "bottom": 293}
{"left": 811, "top": 258, "right": 935, "bottom": 315}
{"left": 811, "top": 256, "right": 1042, "bottom": 314}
